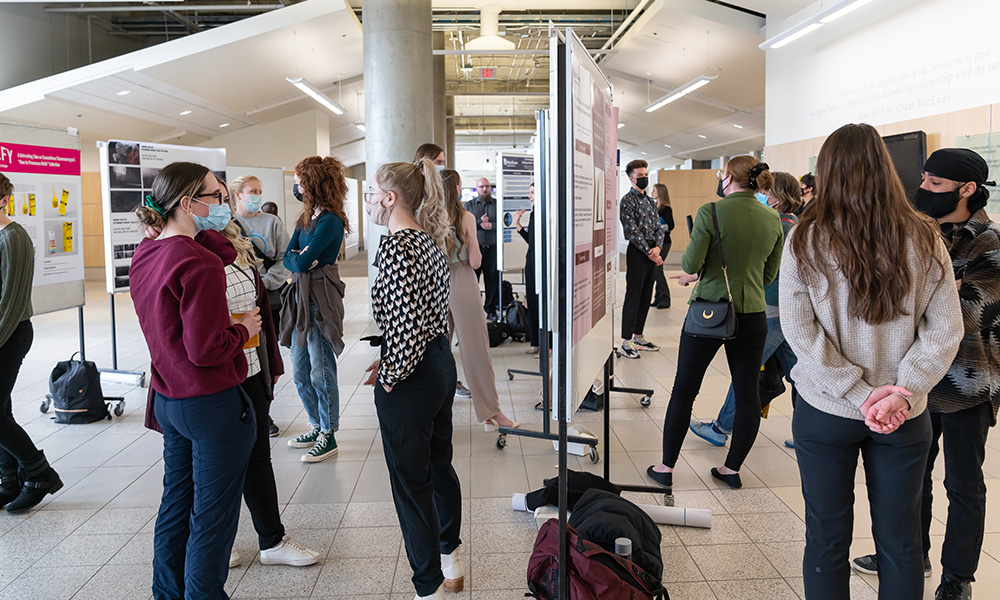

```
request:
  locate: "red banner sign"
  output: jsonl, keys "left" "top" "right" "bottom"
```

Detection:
{"left": 0, "top": 141, "right": 81, "bottom": 176}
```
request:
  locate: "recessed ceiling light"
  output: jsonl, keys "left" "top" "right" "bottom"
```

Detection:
{"left": 640, "top": 151, "right": 647, "bottom": 156}
{"left": 664, "top": 144, "right": 671, "bottom": 148}
{"left": 733, "top": 124, "right": 743, "bottom": 129}
{"left": 698, "top": 134, "right": 707, "bottom": 139}
{"left": 116, "top": 90, "right": 131, "bottom": 96}
{"left": 179, "top": 110, "right": 192, "bottom": 116}
{"left": 219, "top": 123, "right": 230, "bottom": 128}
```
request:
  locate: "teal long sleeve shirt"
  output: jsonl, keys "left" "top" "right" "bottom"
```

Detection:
{"left": 681, "top": 191, "right": 784, "bottom": 313}
{"left": 283, "top": 212, "right": 344, "bottom": 273}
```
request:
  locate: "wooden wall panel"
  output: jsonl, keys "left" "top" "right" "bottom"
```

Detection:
{"left": 656, "top": 170, "right": 718, "bottom": 253}
{"left": 81, "top": 172, "right": 103, "bottom": 268}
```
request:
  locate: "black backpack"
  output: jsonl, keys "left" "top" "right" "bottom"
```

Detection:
{"left": 47, "top": 353, "right": 111, "bottom": 424}
{"left": 488, "top": 320, "right": 512, "bottom": 347}
{"left": 505, "top": 301, "right": 530, "bottom": 342}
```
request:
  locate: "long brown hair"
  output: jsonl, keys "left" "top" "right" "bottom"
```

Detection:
{"left": 768, "top": 172, "right": 804, "bottom": 215}
{"left": 216, "top": 175, "right": 257, "bottom": 268}
{"left": 413, "top": 143, "right": 445, "bottom": 164}
{"left": 652, "top": 183, "right": 670, "bottom": 210}
{"left": 790, "top": 123, "right": 944, "bottom": 325}
{"left": 375, "top": 158, "right": 452, "bottom": 256}
{"left": 440, "top": 169, "right": 468, "bottom": 257}
{"left": 294, "top": 156, "right": 352, "bottom": 233}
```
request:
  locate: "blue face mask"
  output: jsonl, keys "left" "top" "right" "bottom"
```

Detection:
{"left": 191, "top": 199, "right": 232, "bottom": 232}
{"left": 755, "top": 192, "right": 769, "bottom": 205}
{"left": 436, "top": 164, "right": 445, "bottom": 171}
{"left": 243, "top": 194, "right": 263, "bottom": 213}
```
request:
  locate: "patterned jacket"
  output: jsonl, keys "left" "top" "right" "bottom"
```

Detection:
{"left": 930, "top": 209, "right": 1000, "bottom": 423}
{"left": 620, "top": 187, "right": 662, "bottom": 254}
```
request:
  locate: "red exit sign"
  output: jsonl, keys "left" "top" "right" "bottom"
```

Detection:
{"left": 480, "top": 68, "right": 495, "bottom": 79}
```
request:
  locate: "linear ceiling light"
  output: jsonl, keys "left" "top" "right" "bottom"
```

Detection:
{"left": 285, "top": 77, "right": 345, "bottom": 115}
{"left": 759, "top": 0, "right": 876, "bottom": 51}
{"left": 643, "top": 75, "right": 717, "bottom": 113}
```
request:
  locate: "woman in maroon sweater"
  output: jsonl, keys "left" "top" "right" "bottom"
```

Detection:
{"left": 131, "top": 162, "right": 261, "bottom": 600}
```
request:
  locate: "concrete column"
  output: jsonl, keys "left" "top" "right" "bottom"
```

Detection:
{"left": 433, "top": 31, "right": 447, "bottom": 158}
{"left": 446, "top": 95, "right": 456, "bottom": 167}
{"left": 363, "top": 0, "right": 434, "bottom": 280}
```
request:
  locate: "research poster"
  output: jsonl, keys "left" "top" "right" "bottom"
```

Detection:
{"left": 100, "top": 140, "right": 226, "bottom": 293}
{"left": 496, "top": 152, "right": 534, "bottom": 272}
{"left": 569, "top": 50, "right": 617, "bottom": 347}
{"left": 0, "top": 141, "right": 84, "bottom": 286}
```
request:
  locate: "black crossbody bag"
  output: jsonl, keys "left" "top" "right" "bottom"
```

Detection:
{"left": 682, "top": 203, "right": 738, "bottom": 340}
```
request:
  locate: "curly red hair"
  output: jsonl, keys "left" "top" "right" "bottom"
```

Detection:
{"left": 294, "top": 156, "right": 351, "bottom": 233}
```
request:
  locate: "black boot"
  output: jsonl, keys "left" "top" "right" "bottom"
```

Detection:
{"left": 0, "top": 469, "right": 21, "bottom": 508}
{"left": 6, "top": 452, "right": 62, "bottom": 513}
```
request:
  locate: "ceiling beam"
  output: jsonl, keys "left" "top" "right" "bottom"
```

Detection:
{"left": 45, "top": 4, "right": 283, "bottom": 13}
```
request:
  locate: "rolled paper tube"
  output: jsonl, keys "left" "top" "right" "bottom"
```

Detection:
{"left": 638, "top": 504, "right": 712, "bottom": 529}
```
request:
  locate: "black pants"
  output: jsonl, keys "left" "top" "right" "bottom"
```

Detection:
{"left": 0, "top": 320, "right": 43, "bottom": 473}
{"left": 794, "top": 400, "right": 931, "bottom": 600}
{"left": 621, "top": 243, "right": 657, "bottom": 340}
{"left": 476, "top": 244, "right": 500, "bottom": 315}
{"left": 661, "top": 312, "right": 767, "bottom": 471}
{"left": 240, "top": 372, "right": 285, "bottom": 550}
{"left": 525, "top": 257, "right": 540, "bottom": 347}
{"left": 375, "top": 336, "right": 462, "bottom": 596}
{"left": 652, "top": 239, "right": 671, "bottom": 307}
{"left": 921, "top": 402, "right": 992, "bottom": 583}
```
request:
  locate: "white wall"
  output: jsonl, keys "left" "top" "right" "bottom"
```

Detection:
{"left": 0, "top": 4, "right": 148, "bottom": 90}
{"left": 765, "top": 0, "right": 1000, "bottom": 146}
{"left": 198, "top": 110, "right": 331, "bottom": 171}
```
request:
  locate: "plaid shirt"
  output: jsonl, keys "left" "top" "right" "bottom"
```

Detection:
{"left": 931, "top": 209, "right": 1000, "bottom": 422}
{"left": 620, "top": 187, "right": 661, "bottom": 255}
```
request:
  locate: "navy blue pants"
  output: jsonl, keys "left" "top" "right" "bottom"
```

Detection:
{"left": 375, "top": 336, "right": 462, "bottom": 597}
{"left": 152, "top": 386, "right": 256, "bottom": 600}
{"left": 794, "top": 400, "right": 931, "bottom": 600}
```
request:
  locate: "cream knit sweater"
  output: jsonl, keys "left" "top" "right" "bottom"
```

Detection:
{"left": 779, "top": 231, "right": 963, "bottom": 421}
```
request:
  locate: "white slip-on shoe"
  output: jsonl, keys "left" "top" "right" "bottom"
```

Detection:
{"left": 440, "top": 547, "right": 464, "bottom": 592}
{"left": 229, "top": 548, "right": 241, "bottom": 568}
{"left": 259, "top": 536, "right": 322, "bottom": 567}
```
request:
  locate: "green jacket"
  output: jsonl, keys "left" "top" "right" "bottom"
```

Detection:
{"left": 682, "top": 191, "right": 783, "bottom": 313}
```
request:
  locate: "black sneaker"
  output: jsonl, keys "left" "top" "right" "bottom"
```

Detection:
{"left": 632, "top": 337, "right": 660, "bottom": 351}
{"left": 851, "top": 553, "right": 932, "bottom": 578}
{"left": 268, "top": 418, "right": 279, "bottom": 438}
{"left": 935, "top": 578, "right": 972, "bottom": 600}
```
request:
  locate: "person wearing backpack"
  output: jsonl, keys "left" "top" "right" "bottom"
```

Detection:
{"left": 0, "top": 172, "right": 63, "bottom": 513}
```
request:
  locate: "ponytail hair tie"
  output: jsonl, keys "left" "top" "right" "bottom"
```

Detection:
{"left": 144, "top": 194, "right": 166, "bottom": 217}
{"left": 748, "top": 162, "right": 770, "bottom": 189}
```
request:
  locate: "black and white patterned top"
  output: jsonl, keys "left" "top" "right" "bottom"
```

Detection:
{"left": 372, "top": 228, "right": 450, "bottom": 388}
{"left": 225, "top": 262, "right": 260, "bottom": 379}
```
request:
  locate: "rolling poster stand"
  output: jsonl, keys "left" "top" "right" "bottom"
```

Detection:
{"left": 497, "top": 27, "right": 669, "bottom": 598}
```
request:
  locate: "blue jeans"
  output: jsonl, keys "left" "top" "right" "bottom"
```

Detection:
{"left": 290, "top": 301, "right": 340, "bottom": 433}
{"left": 716, "top": 316, "right": 797, "bottom": 433}
{"left": 152, "top": 386, "right": 256, "bottom": 600}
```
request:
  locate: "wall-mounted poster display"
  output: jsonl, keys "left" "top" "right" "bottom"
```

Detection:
{"left": 99, "top": 140, "right": 226, "bottom": 293}
{"left": 0, "top": 140, "right": 84, "bottom": 287}
{"left": 497, "top": 152, "right": 534, "bottom": 273}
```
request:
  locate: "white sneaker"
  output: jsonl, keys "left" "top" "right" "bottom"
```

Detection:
{"left": 229, "top": 548, "right": 241, "bottom": 568}
{"left": 441, "top": 547, "right": 464, "bottom": 592}
{"left": 259, "top": 536, "right": 322, "bottom": 567}
{"left": 414, "top": 583, "right": 445, "bottom": 600}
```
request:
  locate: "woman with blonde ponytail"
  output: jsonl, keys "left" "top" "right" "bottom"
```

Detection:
{"left": 363, "top": 159, "right": 464, "bottom": 600}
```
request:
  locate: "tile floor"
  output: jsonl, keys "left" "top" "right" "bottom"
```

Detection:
{"left": 7, "top": 273, "right": 1000, "bottom": 600}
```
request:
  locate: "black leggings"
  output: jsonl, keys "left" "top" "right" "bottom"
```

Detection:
{"left": 240, "top": 372, "right": 285, "bottom": 550}
{"left": 0, "top": 320, "right": 43, "bottom": 473}
{"left": 661, "top": 312, "right": 767, "bottom": 471}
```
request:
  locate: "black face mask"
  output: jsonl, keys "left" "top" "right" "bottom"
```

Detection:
{"left": 635, "top": 176, "right": 648, "bottom": 190}
{"left": 293, "top": 183, "right": 303, "bottom": 202}
{"left": 913, "top": 186, "right": 962, "bottom": 218}
{"left": 716, "top": 177, "right": 727, "bottom": 198}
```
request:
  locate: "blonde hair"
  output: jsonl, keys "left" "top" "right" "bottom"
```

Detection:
{"left": 217, "top": 175, "right": 258, "bottom": 268}
{"left": 375, "top": 158, "right": 453, "bottom": 256}
{"left": 440, "top": 169, "right": 469, "bottom": 258}
{"left": 229, "top": 175, "right": 261, "bottom": 203}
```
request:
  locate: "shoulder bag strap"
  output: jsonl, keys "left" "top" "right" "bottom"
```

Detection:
{"left": 710, "top": 203, "right": 733, "bottom": 303}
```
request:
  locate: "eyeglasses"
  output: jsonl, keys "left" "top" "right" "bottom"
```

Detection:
{"left": 195, "top": 190, "right": 224, "bottom": 204}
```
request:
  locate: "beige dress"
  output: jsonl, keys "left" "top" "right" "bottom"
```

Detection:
{"left": 449, "top": 241, "right": 501, "bottom": 422}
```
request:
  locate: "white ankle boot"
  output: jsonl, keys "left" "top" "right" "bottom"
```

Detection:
{"left": 414, "top": 583, "right": 444, "bottom": 600}
{"left": 440, "top": 547, "right": 464, "bottom": 592}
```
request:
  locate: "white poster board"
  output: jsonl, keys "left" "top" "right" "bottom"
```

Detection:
{"left": 0, "top": 125, "right": 86, "bottom": 315}
{"left": 496, "top": 152, "right": 534, "bottom": 273}
{"left": 227, "top": 165, "right": 286, "bottom": 225}
{"left": 99, "top": 140, "right": 227, "bottom": 293}
{"left": 343, "top": 178, "right": 360, "bottom": 259}
{"left": 552, "top": 29, "right": 618, "bottom": 418}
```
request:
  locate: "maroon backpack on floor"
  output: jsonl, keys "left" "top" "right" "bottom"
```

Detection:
{"left": 526, "top": 520, "right": 669, "bottom": 600}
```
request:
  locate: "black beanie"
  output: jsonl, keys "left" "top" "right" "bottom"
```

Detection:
{"left": 923, "top": 148, "right": 995, "bottom": 213}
